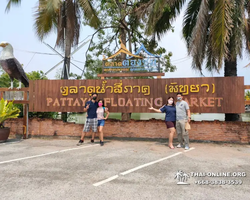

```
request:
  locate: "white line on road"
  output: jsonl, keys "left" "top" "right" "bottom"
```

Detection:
{"left": 120, "top": 152, "right": 183, "bottom": 175}
{"left": 93, "top": 148, "right": 195, "bottom": 186}
{"left": 93, "top": 175, "right": 119, "bottom": 187}
{"left": 0, "top": 144, "right": 99, "bottom": 165}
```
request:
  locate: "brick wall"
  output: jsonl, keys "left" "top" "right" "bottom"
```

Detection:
{"left": 4, "top": 118, "right": 250, "bottom": 144}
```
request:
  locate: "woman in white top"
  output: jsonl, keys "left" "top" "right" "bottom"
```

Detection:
{"left": 96, "top": 99, "right": 109, "bottom": 146}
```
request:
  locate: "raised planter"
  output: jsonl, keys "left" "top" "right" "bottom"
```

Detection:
{"left": 0, "top": 127, "right": 10, "bottom": 142}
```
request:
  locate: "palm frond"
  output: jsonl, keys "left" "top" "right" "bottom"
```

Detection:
{"left": 148, "top": 0, "right": 186, "bottom": 39}
{"left": 78, "top": 0, "right": 100, "bottom": 29}
{"left": 244, "top": 0, "right": 250, "bottom": 55}
{"left": 206, "top": 35, "right": 219, "bottom": 72}
{"left": 210, "top": 0, "right": 234, "bottom": 69}
{"left": 188, "top": 0, "right": 210, "bottom": 71}
{"left": 229, "top": 0, "right": 244, "bottom": 59}
{"left": 182, "top": 0, "right": 202, "bottom": 48}
{"left": 34, "top": 0, "right": 60, "bottom": 41}
{"left": 5, "top": 0, "right": 21, "bottom": 12}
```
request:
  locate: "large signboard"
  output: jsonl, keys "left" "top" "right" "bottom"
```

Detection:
{"left": 29, "top": 77, "right": 245, "bottom": 113}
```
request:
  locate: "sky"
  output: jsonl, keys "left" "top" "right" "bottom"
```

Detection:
{"left": 0, "top": 1, "right": 250, "bottom": 84}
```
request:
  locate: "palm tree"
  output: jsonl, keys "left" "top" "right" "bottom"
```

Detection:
{"left": 182, "top": 0, "right": 248, "bottom": 121}
{"left": 6, "top": 0, "right": 100, "bottom": 122}
{"left": 136, "top": 0, "right": 186, "bottom": 40}
{"left": 6, "top": 0, "right": 100, "bottom": 79}
{"left": 139, "top": 0, "right": 249, "bottom": 121}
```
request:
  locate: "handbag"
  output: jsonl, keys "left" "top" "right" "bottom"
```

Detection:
{"left": 185, "top": 122, "right": 191, "bottom": 130}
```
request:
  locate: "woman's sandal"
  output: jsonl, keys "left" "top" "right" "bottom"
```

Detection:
{"left": 169, "top": 145, "right": 175, "bottom": 149}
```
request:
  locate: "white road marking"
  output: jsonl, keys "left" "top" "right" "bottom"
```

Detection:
{"left": 120, "top": 152, "right": 183, "bottom": 175}
{"left": 93, "top": 147, "right": 195, "bottom": 186}
{"left": 93, "top": 175, "right": 119, "bottom": 187}
{"left": 0, "top": 144, "right": 99, "bottom": 165}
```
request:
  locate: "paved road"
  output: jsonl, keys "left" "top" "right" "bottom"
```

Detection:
{"left": 0, "top": 139, "right": 249, "bottom": 200}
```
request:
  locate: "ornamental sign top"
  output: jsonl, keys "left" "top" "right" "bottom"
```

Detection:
{"left": 102, "top": 38, "right": 161, "bottom": 73}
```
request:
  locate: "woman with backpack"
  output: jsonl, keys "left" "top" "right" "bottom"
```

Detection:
{"left": 96, "top": 99, "right": 109, "bottom": 146}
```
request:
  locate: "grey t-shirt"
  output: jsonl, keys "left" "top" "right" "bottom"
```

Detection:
{"left": 176, "top": 100, "right": 189, "bottom": 120}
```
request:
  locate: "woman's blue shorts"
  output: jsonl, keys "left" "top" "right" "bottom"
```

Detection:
{"left": 98, "top": 119, "right": 105, "bottom": 127}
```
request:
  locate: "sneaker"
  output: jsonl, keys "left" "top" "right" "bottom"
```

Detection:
{"left": 91, "top": 139, "right": 94, "bottom": 143}
{"left": 77, "top": 140, "right": 84, "bottom": 146}
{"left": 176, "top": 144, "right": 184, "bottom": 148}
{"left": 185, "top": 146, "right": 190, "bottom": 150}
{"left": 100, "top": 141, "right": 104, "bottom": 146}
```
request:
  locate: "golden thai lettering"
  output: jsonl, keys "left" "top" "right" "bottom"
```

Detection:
{"left": 79, "top": 86, "right": 86, "bottom": 93}
{"left": 142, "top": 85, "right": 150, "bottom": 95}
{"left": 190, "top": 84, "right": 199, "bottom": 92}
{"left": 114, "top": 81, "right": 123, "bottom": 93}
{"left": 96, "top": 80, "right": 107, "bottom": 93}
{"left": 87, "top": 86, "right": 95, "bottom": 95}
{"left": 169, "top": 83, "right": 178, "bottom": 93}
{"left": 106, "top": 86, "right": 113, "bottom": 93}
{"left": 60, "top": 86, "right": 68, "bottom": 96}
{"left": 179, "top": 85, "right": 189, "bottom": 95}
{"left": 201, "top": 84, "right": 209, "bottom": 92}
{"left": 69, "top": 86, "right": 78, "bottom": 94}
{"left": 165, "top": 83, "right": 215, "bottom": 95}
{"left": 133, "top": 86, "right": 140, "bottom": 93}
{"left": 124, "top": 86, "right": 133, "bottom": 93}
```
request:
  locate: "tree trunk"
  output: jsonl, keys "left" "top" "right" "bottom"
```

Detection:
{"left": 119, "top": 2, "right": 131, "bottom": 121}
{"left": 62, "top": 0, "right": 72, "bottom": 122}
{"left": 224, "top": 56, "right": 239, "bottom": 121}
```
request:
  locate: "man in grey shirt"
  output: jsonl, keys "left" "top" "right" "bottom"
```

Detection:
{"left": 176, "top": 92, "right": 191, "bottom": 150}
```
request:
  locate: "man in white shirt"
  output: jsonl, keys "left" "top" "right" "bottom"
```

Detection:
{"left": 176, "top": 93, "right": 191, "bottom": 150}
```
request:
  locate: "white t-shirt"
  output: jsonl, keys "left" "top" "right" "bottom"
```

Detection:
{"left": 96, "top": 107, "right": 107, "bottom": 120}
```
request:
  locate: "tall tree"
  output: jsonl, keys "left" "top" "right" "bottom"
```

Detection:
{"left": 6, "top": 0, "right": 100, "bottom": 122}
{"left": 6, "top": 0, "right": 100, "bottom": 79}
{"left": 139, "top": 0, "right": 250, "bottom": 121}
{"left": 84, "top": 0, "right": 176, "bottom": 120}
{"left": 182, "top": 0, "right": 248, "bottom": 121}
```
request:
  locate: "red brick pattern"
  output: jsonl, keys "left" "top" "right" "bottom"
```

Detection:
{"left": 4, "top": 118, "right": 250, "bottom": 144}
